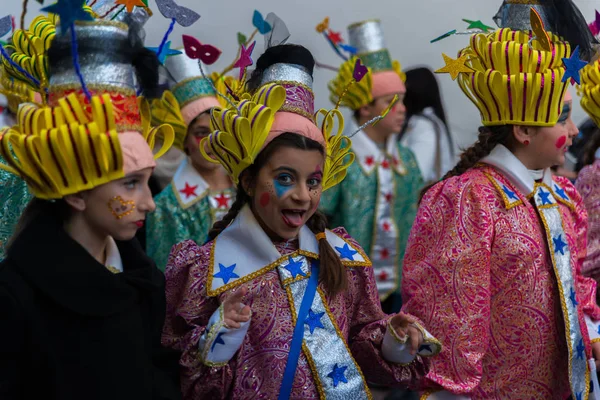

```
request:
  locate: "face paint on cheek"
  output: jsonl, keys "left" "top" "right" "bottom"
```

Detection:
{"left": 273, "top": 180, "right": 291, "bottom": 198}
{"left": 555, "top": 135, "right": 567, "bottom": 149}
{"left": 259, "top": 192, "right": 270, "bottom": 207}
{"left": 108, "top": 196, "right": 136, "bottom": 220}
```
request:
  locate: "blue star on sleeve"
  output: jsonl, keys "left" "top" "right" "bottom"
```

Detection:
{"left": 501, "top": 185, "right": 519, "bottom": 201}
{"left": 213, "top": 263, "right": 239, "bottom": 284}
{"left": 335, "top": 243, "right": 358, "bottom": 261}
{"left": 569, "top": 288, "right": 578, "bottom": 307}
{"left": 304, "top": 309, "right": 325, "bottom": 334}
{"left": 576, "top": 338, "right": 585, "bottom": 360}
{"left": 552, "top": 235, "right": 568, "bottom": 256}
{"left": 553, "top": 185, "right": 570, "bottom": 201}
{"left": 327, "top": 363, "right": 348, "bottom": 387}
{"left": 284, "top": 256, "right": 306, "bottom": 279}
{"left": 538, "top": 188, "right": 552, "bottom": 205}
{"left": 210, "top": 332, "right": 226, "bottom": 352}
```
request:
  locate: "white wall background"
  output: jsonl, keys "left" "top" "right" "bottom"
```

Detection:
{"left": 6, "top": 0, "right": 599, "bottom": 149}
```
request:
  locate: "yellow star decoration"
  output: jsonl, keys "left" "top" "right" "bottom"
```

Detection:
{"left": 116, "top": 0, "right": 146, "bottom": 13}
{"left": 435, "top": 53, "right": 474, "bottom": 80}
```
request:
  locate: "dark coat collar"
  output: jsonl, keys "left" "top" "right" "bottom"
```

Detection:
{"left": 5, "top": 213, "right": 161, "bottom": 317}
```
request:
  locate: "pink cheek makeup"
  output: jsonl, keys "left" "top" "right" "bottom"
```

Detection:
{"left": 555, "top": 135, "right": 567, "bottom": 149}
{"left": 260, "top": 192, "right": 270, "bottom": 207}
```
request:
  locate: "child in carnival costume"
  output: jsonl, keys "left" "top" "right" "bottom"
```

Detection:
{"left": 318, "top": 19, "right": 423, "bottom": 312}
{"left": 161, "top": 43, "right": 442, "bottom": 399}
{"left": 402, "top": 1, "right": 600, "bottom": 398}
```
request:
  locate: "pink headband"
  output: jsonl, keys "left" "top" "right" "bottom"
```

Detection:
{"left": 181, "top": 96, "right": 222, "bottom": 126}
{"left": 263, "top": 112, "right": 325, "bottom": 149}
{"left": 371, "top": 71, "right": 405, "bottom": 99}
{"left": 120, "top": 131, "right": 156, "bottom": 174}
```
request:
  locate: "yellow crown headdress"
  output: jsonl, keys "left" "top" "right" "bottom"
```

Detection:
{"left": 0, "top": 93, "right": 172, "bottom": 199}
{"left": 320, "top": 18, "right": 405, "bottom": 110}
{"left": 0, "top": 66, "right": 36, "bottom": 114}
{"left": 579, "top": 59, "right": 600, "bottom": 127}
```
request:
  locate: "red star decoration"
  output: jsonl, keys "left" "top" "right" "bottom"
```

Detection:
{"left": 180, "top": 182, "right": 198, "bottom": 199}
{"left": 365, "top": 156, "right": 375, "bottom": 167}
{"left": 214, "top": 193, "right": 230, "bottom": 208}
{"left": 378, "top": 270, "right": 389, "bottom": 281}
{"left": 381, "top": 159, "right": 390, "bottom": 169}
{"left": 327, "top": 30, "right": 343, "bottom": 45}
{"left": 380, "top": 248, "right": 390, "bottom": 259}
{"left": 382, "top": 221, "right": 391, "bottom": 232}
{"left": 384, "top": 193, "right": 393, "bottom": 203}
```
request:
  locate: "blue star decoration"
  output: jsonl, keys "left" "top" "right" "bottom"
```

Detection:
{"left": 597, "top": 324, "right": 600, "bottom": 335}
{"left": 42, "top": 0, "right": 93, "bottom": 35}
{"left": 502, "top": 185, "right": 519, "bottom": 201}
{"left": 537, "top": 188, "right": 552, "bottom": 205}
{"left": 576, "top": 391, "right": 583, "bottom": 400}
{"left": 554, "top": 185, "right": 569, "bottom": 201}
{"left": 284, "top": 256, "right": 306, "bottom": 279}
{"left": 553, "top": 235, "right": 568, "bottom": 256}
{"left": 327, "top": 363, "right": 348, "bottom": 387}
{"left": 304, "top": 309, "right": 325, "bottom": 334}
{"left": 210, "top": 332, "right": 226, "bottom": 352}
{"left": 561, "top": 46, "right": 588, "bottom": 85}
{"left": 335, "top": 243, "right": 358, "bottom": 261}
{"left": 576, "top": 338, "right": 585, "bottom": 360}
{"left": 569, "top": 287, "right": 578, "bottom": 307}
{"left": 213, "top": 263, "right": 240, "bottom": 284}
{"left": 147, "top": 41, "right": 182, "bottom": 64}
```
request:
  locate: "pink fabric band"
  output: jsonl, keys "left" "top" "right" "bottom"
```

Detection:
{"left": 181, "top": 96, "right": 221, "bottom": 126}
{"left": 120, "top": 131, "right": 156, "bottom": 174}
{"left": 371, "top": 71, "right": 405, "bottom": 99}
{"left": 262, "top": 112, "right": 325, "bottom": 149}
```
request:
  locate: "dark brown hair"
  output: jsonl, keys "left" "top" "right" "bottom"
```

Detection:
{"left": 207, "top": 133, "right": 348, "bottom": 295}
{"left": 582, "top": 127, "right": 600, "bottom": 167}
{"left": 419, "top": 125, "right": 513, "bottom": 202}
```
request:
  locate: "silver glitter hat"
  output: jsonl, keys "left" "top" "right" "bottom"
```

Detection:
{"left": 347, "top": 19, "right": 393, "bottom": 72}
{"left": 48, "top": 21, "right": 136, "bottom": 99}
{"left": 259, "top": 63, "right": 315, "bottom": 120}
{"left": 493, "top": 0, "right": 551, "bottom": 30}
{"left": 164, "top": 52, "right": 216, "bottom": 108}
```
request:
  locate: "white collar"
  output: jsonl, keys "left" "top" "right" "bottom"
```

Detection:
{"left": 171, "top": 157, "right": 210, "bottom": 209}
{"left": 350, "top": 128, "right": 406, "bottom": 175}
{"left": 207, "top": 205, "right": 369, "bottom": 296}
{"left": 104, "top": 236, "right": 123, "bottom": 273}
{"left": 481, "top": 144, "right": 554, "bottom": 196}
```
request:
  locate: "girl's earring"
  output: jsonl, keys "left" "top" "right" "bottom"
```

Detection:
{"left": 524, "top": 140, "right": 530, "bottom": 146}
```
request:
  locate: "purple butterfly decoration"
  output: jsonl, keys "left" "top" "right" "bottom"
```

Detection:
{"left": 182, "top": 35, "right": 222, "bottom": 65}
{"left": 353, "top": 58, "right": 368, "bottom": 82}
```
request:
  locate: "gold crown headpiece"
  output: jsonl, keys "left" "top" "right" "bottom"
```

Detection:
{"left": 453, "top": 28, "right": 571, "bottom": 126}
{"left": 0, "top": 67, "right": 36, "bottom": 114}
{"left": 198, "top": 81, "right": 355, "bottom": 191}
{"left": 579, "top": 59, "right": 600, "bottom": 127}
{"left": 0, "top": 93, "right": 173, "bottom": 199}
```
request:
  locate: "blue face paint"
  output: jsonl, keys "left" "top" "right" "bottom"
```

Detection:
{"left": 273, "top": 179, "right": 292, "bottom": 198}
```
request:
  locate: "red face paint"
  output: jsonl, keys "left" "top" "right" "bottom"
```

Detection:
{"left": 555, "top": 135, "right": 567, "bottom": 149}
{"left": 259, "top": 192, "right": 270, "bottom": 207}
{"left": 194, "top": 136, "right": 202, "bottom": 145}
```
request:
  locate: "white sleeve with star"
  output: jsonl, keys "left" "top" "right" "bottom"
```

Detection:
{"left": 198, "top": 304, "right": 251, "bottom": 367}
{"left": 586, "top": 315, "right": 600, "bottom": 344}
{"left": 381, "top": 318, "right": 442, "bottom": 364}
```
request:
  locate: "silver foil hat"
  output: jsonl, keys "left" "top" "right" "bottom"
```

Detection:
{"left": 260, "top": 63, "right": 315, "bottom": 120}
{"left": 494, "top": 0, "right": 551, "bottom": 30}
{"left": 347, "top": 20, "right": 393, "bottom": 71}
{"left": 48, "top": 21, "right": 136, "bottom": 95}
{"left": 164, "top": 52, "right": 216, "bottom": 107}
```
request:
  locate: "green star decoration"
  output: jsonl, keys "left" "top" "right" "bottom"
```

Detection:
{"left": 462, "top": 19, "right": 493, "bottom": 33}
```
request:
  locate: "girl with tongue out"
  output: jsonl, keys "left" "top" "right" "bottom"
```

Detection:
{"left": 161, "top": 44, "right": 442, "bottom": 400}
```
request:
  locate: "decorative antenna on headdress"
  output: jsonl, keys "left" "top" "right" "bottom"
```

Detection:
{"left": 219, "top": 10, "right": 272, "bottom": 77}
{"left": 315, "top": 17, "right": 357, "bottom": 61}
{"left": 589, "top": 10, "right": 600, "bottom": 37}
{"left": 147, "top": 0, "right": 199, "bottom": 64}
{"left": 430, "top": 18, "right": 495, "bottom": 43}
{"left": 181, "top": 34, "right": 239, "bottom": 110}
{"left": 42, "top": 0, "right": 95, "bottom": 100}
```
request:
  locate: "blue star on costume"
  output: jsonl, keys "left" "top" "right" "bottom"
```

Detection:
{"left": 553, "top": 235, "right": 568, "bottom": 256}
{"left": 538, "top": 188, "right": 552, "bottom": 205}
{"left": 214, "top": 263, "right": 240, "bottom": 284}
{"left": 147, "top": 41, "right": 182, "bottom": 64}
{"left": 210, "top": 332, "right": 226, "bottom": 352}
{"left": 554, "top": 185, "right": 569, "bottom": 201}
{"left": 335, "top": 243, "right": 358, "bottom": 261}
{"left": 502, "top": 185, "right": 519, "bottom": 201}
{"left": 42, "top": 0, "right": 93, "bottom": 35}
{"left": 304, "top": 309, "right": 325, "bottom": 334}
{"left": 327, "top": 363, "right": 348, "bottom": 387}
{"left": 576, "top": 338, "right": 585, "bottom": 360}
{"left": 570, "top": 288, "right": 578, "bottom": 307}
{"left": 562, "top": 46, "right": 588, "bottom": 85}
{"left": 576, "top": 392, "right": 583, "bottom": 400}
{"left": 597, "top": 325, "right": 600, "bottom": 335}
{"left": 284, "top": 256, "right": 306, "bottom": 279}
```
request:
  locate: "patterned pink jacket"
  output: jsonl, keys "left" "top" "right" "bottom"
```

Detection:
{"left": 576, "top": 160, "right": 600, "bottom": 283}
